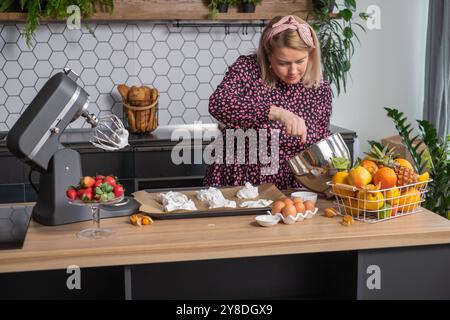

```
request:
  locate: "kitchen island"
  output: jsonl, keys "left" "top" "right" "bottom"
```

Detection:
{"left": 1, "top": 198, "right": 450, "bottom": 300}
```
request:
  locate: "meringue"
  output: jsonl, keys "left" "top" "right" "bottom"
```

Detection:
{"left": 240, "top": 199, "right": 273, "bottom": 208}
{"left": 197, "top": 187, "right": 236, "bottom": 209}
{"left": 236, "top": 182, "right": 259, "bottom": 199}
{"left": 157, "top": 191, "right": 197, "bottom": 212}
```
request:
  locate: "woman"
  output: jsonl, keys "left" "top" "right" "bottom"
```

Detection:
{"left": 203, "top": 15, "right": 332, "bottom": 190}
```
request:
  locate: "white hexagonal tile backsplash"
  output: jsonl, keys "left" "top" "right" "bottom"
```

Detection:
{"left": 0, "top": 22, "right": 261, "bottom": 129}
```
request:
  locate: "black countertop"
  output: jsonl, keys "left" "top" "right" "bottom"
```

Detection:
{"left": 0, "top": 123, "right": 356, "bottom": 152}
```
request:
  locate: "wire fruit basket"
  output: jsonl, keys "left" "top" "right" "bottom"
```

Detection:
{"left": 327, "top": 179, "right": 431, "bottom": 223}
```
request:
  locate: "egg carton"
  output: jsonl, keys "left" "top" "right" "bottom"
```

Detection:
{"left": 255, "top": 208, "right": 319, "bottom": 227}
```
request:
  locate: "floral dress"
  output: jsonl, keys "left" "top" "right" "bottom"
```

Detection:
{"left": 203, "top": 54, "right": 333, "bottom": 190}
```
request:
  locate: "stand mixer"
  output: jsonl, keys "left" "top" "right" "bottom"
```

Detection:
{"left": 6, "top": 69, "right": 139, "bottom": 225}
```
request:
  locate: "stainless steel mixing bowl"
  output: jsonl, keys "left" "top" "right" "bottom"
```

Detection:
{"left": 288, "top": 133, "right": 351, "bottom": 196}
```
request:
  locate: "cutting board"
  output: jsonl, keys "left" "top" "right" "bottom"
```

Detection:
{"left": 132, "top": 183, "right": 284, "bottom": 219}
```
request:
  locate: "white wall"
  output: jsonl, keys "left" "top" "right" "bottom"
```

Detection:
{"left": 330, "top": 0, "right": 429, "bottom": 156}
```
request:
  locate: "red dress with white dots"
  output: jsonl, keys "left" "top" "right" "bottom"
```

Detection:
{"left": 203, "top": 54, "right": 333, "bottom": 190}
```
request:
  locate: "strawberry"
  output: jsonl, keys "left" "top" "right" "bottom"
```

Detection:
{"left": 77, "top": 188, "right": 88, "bottom": 198}
{"left": 103, "top": 176, "right": 117, "bottom": 187}
{"left": 66, "top": 188, "right": 77, "bottom": 200}
{"left": 113, "top": 184, "right": 125, "bottom": 198}
{"left": 95, "top": 175, "right": 104, "bottom": 181}
{"left": 81, "top": 189, "right": 93, "bottom": 202}
{"left": 94, "top": 179, "right": 103, "bottom": 188}
{"left": 80, "top": 176, "right": 95, "bottom": 188}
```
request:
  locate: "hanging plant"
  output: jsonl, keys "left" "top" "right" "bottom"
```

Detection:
{"left": 0, "top": 0, "right": 114, "bottom": 47}
{"left": 310, "top": 0, "right": 370, "bottom": 95}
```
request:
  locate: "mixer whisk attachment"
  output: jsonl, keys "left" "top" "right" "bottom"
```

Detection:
{"left": 90, "top": 115, "right": 129, "bottom": 151}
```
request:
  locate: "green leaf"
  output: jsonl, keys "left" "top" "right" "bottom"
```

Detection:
{"left": 0, "top": 0, "right": 14, "bottom": 12}
{"left": 386, "top": 107, "right": 450, "bottom": 217}
{"left": 96, "top": 187, "right": 103, "bottom": 195}
{"left": 343, "top": 27, "right": 353, "bottom": 39}
{"left": 344, "top": 0, "right": 357, "bottom": 11}
{"left": 343, "top": 60, "right": 351, "bottom": 72}
{"left": 331, "top": 157, "right": 351, "bottom": 170}
{"left": 339, "top": 9, "right": 353, "bottom": 22}
{"left": 359, "top": 12, "right": 370, "bottom": 20}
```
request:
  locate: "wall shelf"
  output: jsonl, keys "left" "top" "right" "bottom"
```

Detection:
{"left": 0, "top": 0, "right": 312, "bottom": 22}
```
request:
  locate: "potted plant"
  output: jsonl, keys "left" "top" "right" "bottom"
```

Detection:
{"left": 0, "top": 0, "right": 114, "bottom": 47}
{"left": 217, "top": 0, "right": 232, "bottom": 13}
{"left": 238, "top": 0, "right": 262, "bottom": 13}
{"left": 385, "top": 107, "right": 450, "bottom": 219}
{"left": 310, "top": 0, "right": 370, "bottom": 95}
{"left": 208, "top": 0, "right": 235, "bottom": 20}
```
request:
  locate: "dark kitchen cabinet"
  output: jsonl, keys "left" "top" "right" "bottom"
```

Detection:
{"left": 134, "top": 144, "right": 209, "bottom": 190}
{"left": 0, "top": 124, "right": 356, "bottom": 203}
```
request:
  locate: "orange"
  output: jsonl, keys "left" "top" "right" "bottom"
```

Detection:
{"left": 391, "top": 207, "right": 399, "bottom": 216}
{"left": 360, "top": 159, "right": 378, "bottom": 176}
{"left": 348, "top": 166, "right": 372, "bottom": 188}
{"left": 398, "top": 187, "right": 421, "bottom": 212}
{"left": 373, "top": 167, "right": 397, "bottom": 190}
{"left": 395, "top": 158, "right": 414, "bottom": 171}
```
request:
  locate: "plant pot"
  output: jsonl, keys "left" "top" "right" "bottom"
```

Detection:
{"left": 217, "top": 3, "right": 229, "bottom": 13}
{"left": 241, "top": 3, "right": 256, "bottom": 13}
{"left": 312, "top": 0, "right": 335, "bottom": 14}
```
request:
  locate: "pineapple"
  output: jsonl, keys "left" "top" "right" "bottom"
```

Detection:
{"left": 395, "top": 166, "right": 418, "bottom": 186}
{"left": 365, "top": 143, "right": 418, "bottom": 186}
{"left": 365, "top": 144, "right": 398, "bottom": 168}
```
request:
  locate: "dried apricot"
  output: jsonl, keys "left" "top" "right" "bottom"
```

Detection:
{"left": 141, "top": 216, "right": 153, "bottom": 225}
{"left": 341, "top": 214, "right": 354, "bottom": 226}
{"left": 324, "top": 207, "right": 338, "bottom": 218}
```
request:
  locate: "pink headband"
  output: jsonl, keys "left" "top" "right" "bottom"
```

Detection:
{"left": 263, "top": 15, "right": 315, "bottom": 49}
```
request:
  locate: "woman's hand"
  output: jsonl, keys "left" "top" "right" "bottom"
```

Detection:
{"left": 269, "top": 105, "right": 307, "bottom": 143}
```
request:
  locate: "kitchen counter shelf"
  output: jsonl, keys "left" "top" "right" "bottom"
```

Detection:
{"left": 0, "top": 0, "right": 311, "bottom": 22}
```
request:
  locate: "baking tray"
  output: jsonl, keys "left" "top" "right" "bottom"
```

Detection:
{"left": 132, "top": 183, "right": 285, "bottom": 219}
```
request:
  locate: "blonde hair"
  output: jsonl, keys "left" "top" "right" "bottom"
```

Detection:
{"left": 257, "top": 15, "right": 322, "bottom": 88}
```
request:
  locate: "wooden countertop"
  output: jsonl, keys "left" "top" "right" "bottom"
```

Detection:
{"left": 1, "top": 199, "right": 450, "bottom": 273}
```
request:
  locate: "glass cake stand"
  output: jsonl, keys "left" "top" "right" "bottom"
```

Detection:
{"left": 69, "top": 195, "right": 124, "bottom": 239}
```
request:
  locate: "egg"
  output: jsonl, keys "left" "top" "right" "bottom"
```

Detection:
{"left": 294, "top": 202, "right": 306, "bottom": 214}
{"left": 282, "top": 204, "right": 297, "bottom": 218}
{"left": 282, "top": 198, "right": 294, "bottom": 206}
{"left": 304, "top": 200, "right": 315, "bottom": 212}
{"left": 272, "top": 200, "right": 286, "bottom": 214}
{"left": 292, "top": 198, "right": 304, "bottom": 204}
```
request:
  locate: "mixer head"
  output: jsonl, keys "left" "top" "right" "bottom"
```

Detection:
{"left": 90, "top": 114, "right": 129, "bottom": 151}
{"left": 6, "top": 70, "right": 96, "bottom": 172}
